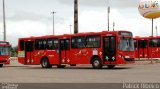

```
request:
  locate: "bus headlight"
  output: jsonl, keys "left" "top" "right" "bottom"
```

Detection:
{"left": 125, "top": 56, "right": 130, "bottom": 59}
{"left": 118, "top": 54, "right": 124, "bottom": 59}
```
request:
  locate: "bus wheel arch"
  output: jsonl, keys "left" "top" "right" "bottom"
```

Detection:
{"left": 40, "top": 57, "right": 52, "bottom": 68}
{"left": 90, "top": 56, "right": 102, "bottom": 69}
{"left": 0, "top": 64, "right": 3, "bottom": 68}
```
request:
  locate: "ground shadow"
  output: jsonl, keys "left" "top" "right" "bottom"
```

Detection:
{"left": 18, "top": 65, "right": 133, "bottom": 70}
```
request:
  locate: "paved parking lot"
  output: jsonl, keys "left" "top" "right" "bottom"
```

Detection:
{"left": 0, "top": 59, "right": 160, "bottom": 83}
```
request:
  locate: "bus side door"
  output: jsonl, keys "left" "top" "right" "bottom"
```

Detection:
{"left": 60, "top": 39, "right": 70, "bottom": 64}
{"left": 25, "top": 41, "right": 34, "bottom": 64}
{"left": 134, "top": 39, "right": 139, "bottom": 58}
{"left": 138, "top": 40, "right": 148, "bottom": 58}
{"left": 103, "top": 36, "right": 116, "bottom": 62}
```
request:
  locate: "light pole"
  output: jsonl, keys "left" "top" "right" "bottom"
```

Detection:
{"left": 69, "top": 25, "right": 72, "bottom": 34}
{"left": 113, "top": 22, "right": 115, "bottom": 31}
{"left": 107, "top": 0, "right": 110, "bottom": 31}
{"left": 156, "top": 25, "right": 158, "bottom": 36}
{"left": 74, "top": 0, "right": 78, "bottom": 34}
{"left": 151, "top": 19, "right": 154, "bottom": 64}
{"left": 3, "top": 0, "right": 6, "bottom": 41}
{"left": 51, "top": 11, "right": 56, "bottom": 35}
{"left": 108, "top": 6, "right": 110, "bottom": 31}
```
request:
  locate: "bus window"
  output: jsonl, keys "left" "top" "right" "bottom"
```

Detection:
{"left": 71, "top": 36, "right": 86, "bottom": 48}
{"left": 35, "top": 39, "right": 46, "bottom": 50}
{"left": 53, "top": 39, "right": 59, "bottom": 49}
{"left": 86, "top": 35, "right": 100, "bottom": 48}
{"left": 134, "top": 40, "right": 137, "bottom": 49}
{"left": 47, "top": 38, "right": 58, "bottom": 50}
{"left": 110, "top": 37, "right": 116, "bottom": 50}
{"left": 60, "top": 39, "right": 70, "bottom": 50}
{"left": 66, "top": 40, "right": 70, "bottom": 50}
{"left": 20, "top": 40, "right": 24, "bottom": 51}
{"left": 25, "top": 42, "right": 34, "bottom": 52}
{"left": 0, "top": 46, "right": 10, "bottom": 55}
{"left": 138, "top": 40, "right": 147, "bottom": 48}
{"left": 149, "top": 39, "right": 157, "bottom": 47}
{"left": 157, "top": 39, "right": 160, "bottom": 47}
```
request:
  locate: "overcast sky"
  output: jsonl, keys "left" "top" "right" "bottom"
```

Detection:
{"left": 0, "top": 0, "right": 160, "bottom": 46}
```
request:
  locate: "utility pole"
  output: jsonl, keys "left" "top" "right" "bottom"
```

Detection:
{"left": 51, "top": 11, "right": 56, "bottom": 35}
{"left": 113, "top": 22, "right": 115, "bottom": 31}
{"left": 3, "top": 0, "right": 6, "bottom": 41}
{"left": 108, "top": 6, "right": 110, "bottom": 31}
{"left": 74, "top": 0, "right": 78, "bottom": 34}
{"left": 107, "top": 0, "right": 110, "bottom": 31}
{"left": 151, "top": 19, "right": 154, "bottom": 64}
{"left": 156, "top": 25, "right": 158, "bottom": 36}
{"left": 69, "top": 25, "right": 72, "bottom": 34}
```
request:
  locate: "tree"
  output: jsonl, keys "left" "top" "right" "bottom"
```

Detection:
{"left": 11, "top": 46, "right": 17, "bottom": 57}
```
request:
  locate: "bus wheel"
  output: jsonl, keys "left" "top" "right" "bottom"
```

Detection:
{"left": 107, "top": 65, "right": 115, "bottom": 69}
{"left": 0, "top": 64, "right": 3, "bottom": 67}
{"left": 57, "top": 65, "right": 66, "bottom": 68}
{"left": 91, "top": 57, "right": 102, "bottom": 69}
{"left": 41, "top": 58, "right": 52, "bottom": 68}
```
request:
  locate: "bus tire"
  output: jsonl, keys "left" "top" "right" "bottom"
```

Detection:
{"left": 107, "top": 65, "right": 115, "bottom": 69}
{"left": 91, "top": 57, "right": 102, "bottom": 69}
{"left": 0, "top": 64, "right": 3, "bottom": 67}
{"left": 57, "top": 65, "right": 66, "bottom": 68}
{"left": 41, "top": 58, "right": 52, "bottom": 68}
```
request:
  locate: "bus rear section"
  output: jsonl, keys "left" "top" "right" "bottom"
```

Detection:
{"left": 18, "top": 31, "right": 135, "bottom": 69}
{"left": 18, "top": 37, "right": 60, "bottom": 67}
{"left": 0, "top": 41, "right": 11, "bottom": 67}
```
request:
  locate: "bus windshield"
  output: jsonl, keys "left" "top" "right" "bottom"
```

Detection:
{"left": 0, "top": 46, "right": 10, "bottom": 56}
{"left": 118, "top": 38, "right": 134, "bottom": 51}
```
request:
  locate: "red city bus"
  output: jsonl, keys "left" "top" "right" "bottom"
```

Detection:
{"left": 18, "top": 31, "right": 135, "bottom": 69}
{"left": 0, "top": 41, "right": 11, "bottom": 67}
{"left": 134, "top": 36, "right": 160, "bottom": 59}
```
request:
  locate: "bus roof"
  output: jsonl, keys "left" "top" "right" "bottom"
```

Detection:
{"left": 19, "top": 30, "right": 132, "bottom": 40}
{"left": 134, "top": 36, "right": 160, "bottom": 40}
{"left": 0, "top": 41, "right": 11, "bottom": 46}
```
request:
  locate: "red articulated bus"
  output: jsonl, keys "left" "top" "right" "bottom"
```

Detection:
{"left": 0, "top": 41, "right": 11, "bottom": 67}
{"left": 18, "top": 31, "right": 135, "bottom": 69}
{"left": 134, "top": 36, "right": 160, "bottom": 59}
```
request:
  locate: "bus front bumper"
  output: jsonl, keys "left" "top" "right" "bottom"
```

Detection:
{"left": 0, "top": 60, "right": 7, "bottom": 64}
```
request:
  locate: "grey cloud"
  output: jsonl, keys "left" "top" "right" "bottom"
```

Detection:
{"left": 7, "top": 11, "right": 45, "bottom": 22}
{"left": 4, "top": 11, "right": 69, "bottom": 24}
{"left": 58, "top": 0, "right": 139, "bottom": 8}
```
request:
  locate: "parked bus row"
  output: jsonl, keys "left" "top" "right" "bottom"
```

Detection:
{"left": 0, "top": 41, "right": 11, "bottom": 67}
{"left": 17, "top": 31, "right": 135, "bottom": 69}
{"left": 134, "top": 36, "right": 160, "bottom": 59}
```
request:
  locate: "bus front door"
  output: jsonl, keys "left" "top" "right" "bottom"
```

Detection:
{"left": 60, "top": 39, "right": 70, "bottom": 64}
{"left": 138, "top": 40, "right": 148, "bottom": 58}
{"left": 25, "top": 41, "right": 34, "bottom": 64}
{"left": 103, "top": 36, "right": 116, "bottom": 62}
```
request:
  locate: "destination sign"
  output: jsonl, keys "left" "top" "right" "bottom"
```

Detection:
{"left": 0, "top": 42, "right": 9, "bottom": 45}
{"left": 119, "top": 32, "right": 133, "bottom": 37}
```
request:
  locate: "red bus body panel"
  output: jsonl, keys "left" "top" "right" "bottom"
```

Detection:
{"left": 0, "top": 41, "right": 11, "bottom": 65}
{"left": 134, "top": 36, "right": 160, "bottom": 59}
{"left": 18, "top": 31, "right": 135, "bottom": 66}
